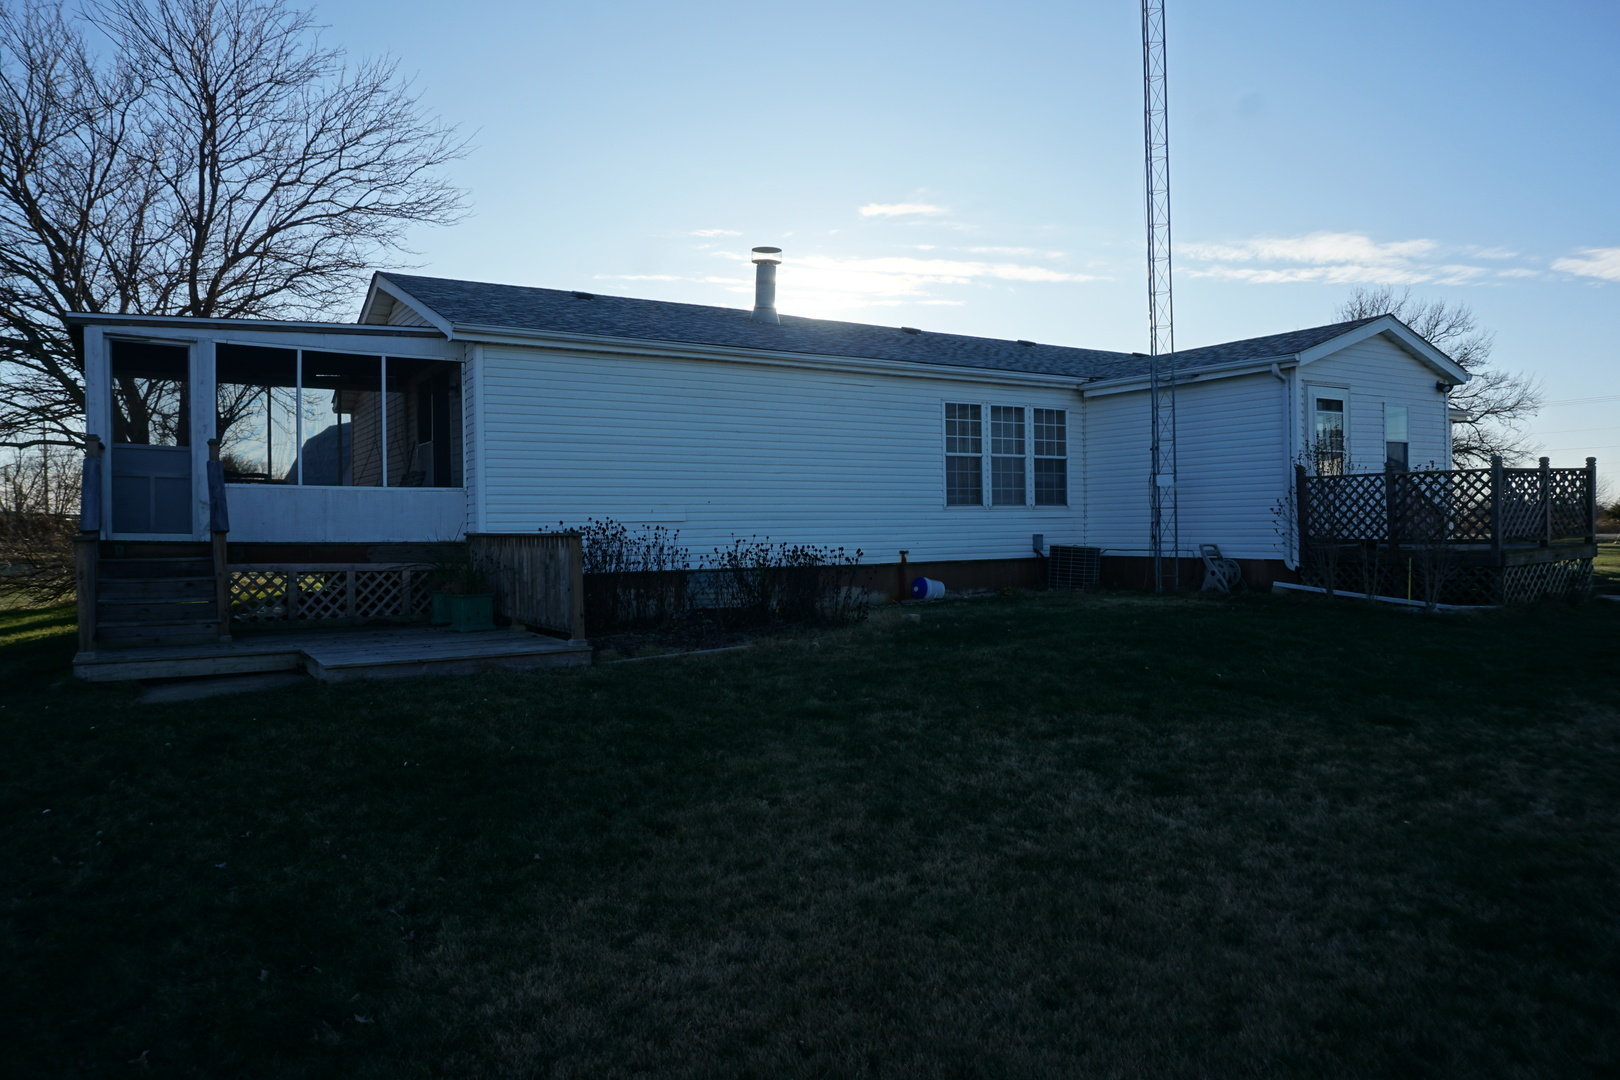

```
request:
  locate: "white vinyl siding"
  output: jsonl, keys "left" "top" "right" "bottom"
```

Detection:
{"left": 480, "top": 349, "right": 1084, "bottom": 560}
{"left": 1297, "top": 335, "right": 1451, "bottom": 472}
{"left": 1082, "top": 372, "right": 1289, "bottom": 561}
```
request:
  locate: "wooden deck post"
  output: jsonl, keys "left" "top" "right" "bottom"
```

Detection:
{"left": 207, "top": 439, "right": 232, "bottom": 642}
{"left": 1587, "top": 457, "right": 1600, "bottom": 545}
{"left": 1293, "top": 464, "right": 1309, "bottom": 568}
{"left": 1489, "top": 454, "right": 1505, "bottom": 565}
{"left": 1539, "top": 456, "right": 1552, "bottom": 548}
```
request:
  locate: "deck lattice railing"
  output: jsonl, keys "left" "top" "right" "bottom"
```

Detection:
{"left": 1296, "top": 456, "right": 1598, "bottom": 549}
{"left": 230, "top": 564, "right": 433, "bottom": 623}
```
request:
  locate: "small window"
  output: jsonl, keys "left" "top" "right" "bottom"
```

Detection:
{"left": 1033, "top": 408, "right": 1067, "bottom": 506}
{"left": 945, "top": 403, "right": 983, "bottom": 506}
{"left": 1384, "top": 403, "right": 1409, "bottom": 471}
{"left": 990, "top": 405, "right": 1026, "bottom": 506}
{"left": 1313, "top": 397, "right": 1345, "bottom": 475}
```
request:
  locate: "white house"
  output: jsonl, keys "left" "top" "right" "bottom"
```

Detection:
{"left": 69, "top": 263, "right": 1468, "bottom": 597}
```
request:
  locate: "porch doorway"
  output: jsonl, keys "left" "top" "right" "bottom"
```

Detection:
{"left": 109, "top": 339, "right": 194, "bottom": 535}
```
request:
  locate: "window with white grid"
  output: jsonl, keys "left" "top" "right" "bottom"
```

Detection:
{"left": 945, "top": 402, "right": 1068, "bottom": 508}
{"left": 1033, "top": 408, "right": 1067, "bottom": 506}
{"left": 990, "top": 406, "right": 1026, "bottom": 506}
{"left": 944, "top": 403, "right": 983, "bottom": 506}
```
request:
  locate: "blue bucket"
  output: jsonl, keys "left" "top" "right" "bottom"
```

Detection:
{"left": 909, "top": 577, "right": 945, "bottom": 601}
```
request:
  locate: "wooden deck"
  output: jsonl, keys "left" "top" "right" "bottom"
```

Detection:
{"left": 73, "top": 625, "right": 591, "bottom": 683}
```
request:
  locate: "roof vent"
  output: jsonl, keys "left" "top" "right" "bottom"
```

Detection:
{"left": 571, "top": 291, "right": 595, "bottom": 300}
{"left": 1016, "top": 339, "right": 1036, "bottom": 347}
{"left": 900, "top": 326, "right": 922, "bottom": 335}
{"left": 751, "top": 247, "right": 782, "bottom": 324}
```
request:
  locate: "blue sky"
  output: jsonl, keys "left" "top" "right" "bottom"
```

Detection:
{"left": 319, "top": 0, "right": 1619, "bottom": 470}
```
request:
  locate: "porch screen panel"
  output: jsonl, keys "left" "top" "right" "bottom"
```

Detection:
{"left": 298, "top": 352, "right": 384, "bottom": 486}
{"left": 111, "top": 340, "right": 189, "bottom": 446}
{"left": 215, "top": 344, "right": 297, "bottom": 483}
{"left": 384, "top": 357, "right": 463, "bottom": 487}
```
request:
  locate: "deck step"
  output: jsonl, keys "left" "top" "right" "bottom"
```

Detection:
{"left": 98, "top": 577, "right": 216, "bottom": 601}
{"left": 97, "top": 618, "right": 224, "bottom": 649}
{"left": 100, "top": 557, "right": 215, "bottom": 579}
{"left": 103, "top": 542, "right": 211, "bottom": 560}
{"left": 98, "top": 599, "right": 217, "bottom": 622}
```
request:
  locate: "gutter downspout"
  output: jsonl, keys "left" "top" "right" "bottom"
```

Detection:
{"left": 1271, "top": 360, "right": 1298, "bottom": 570}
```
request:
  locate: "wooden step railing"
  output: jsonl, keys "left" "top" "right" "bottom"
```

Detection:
{"left": 74, "top": 435, "right": 104, "bottom": 654}
{"left": 207, "top": 439, "right": 231, "bottom": 642}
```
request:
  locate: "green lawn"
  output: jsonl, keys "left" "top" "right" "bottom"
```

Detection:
{"left": 3, "top": 591, "right": 1618, "bottom": 1078}
{"left": 1594, "top": 544, "right": 1620, "bottom": 592}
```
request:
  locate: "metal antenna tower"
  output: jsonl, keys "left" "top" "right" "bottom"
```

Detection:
{"left": 1142, "top": 0, "right": 1178, "bottom": 591}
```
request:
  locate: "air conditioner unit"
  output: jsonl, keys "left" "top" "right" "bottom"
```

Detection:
{"left": 1047, "top": 545, "right": 1101, "bottom": 590}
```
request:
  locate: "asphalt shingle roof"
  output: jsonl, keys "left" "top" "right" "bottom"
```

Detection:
{"left": 378, "top": 273, "right": 1387, "bottom": 382}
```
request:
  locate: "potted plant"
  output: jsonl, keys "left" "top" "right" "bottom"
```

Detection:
{"left": 430, "top": 546, "right": 496, "bottom": 632}
{"left": 423, "top": 543, "right": 463, "bottom": 625}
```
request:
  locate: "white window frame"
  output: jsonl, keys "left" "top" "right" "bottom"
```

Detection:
{"left": 1305, "top": 385, "right": 1350, "bottom": 476}
{"left": 1383, "top": 402, "right": 1410, "bottom": 471}
{"left": 942, "top": 401, "right": 1068, "bottom": 509}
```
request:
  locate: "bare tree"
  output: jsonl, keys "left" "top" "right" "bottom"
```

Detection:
{"left": 0, "top": 0, "right": 467, "bottom": 449}
{"left": 0, "top": 442, "right": 79, "bottom": 601}
{"left": 1336, "top": 286, "right": 1543, "bottom": 465}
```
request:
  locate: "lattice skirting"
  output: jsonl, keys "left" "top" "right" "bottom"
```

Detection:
{"left": 1302, "top": 553, "right": 1593, "bottom": 606}
{"left": 230, "top": 564, "right": 434, "bottom": 623}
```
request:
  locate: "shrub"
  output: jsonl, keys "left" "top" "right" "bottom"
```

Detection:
{"left": 561, "top": 519, "right": 869, "bottom": 635}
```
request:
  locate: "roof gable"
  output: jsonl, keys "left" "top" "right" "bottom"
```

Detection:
{"left": 1295, "top": 314, "right": 1469, "bottom": 383}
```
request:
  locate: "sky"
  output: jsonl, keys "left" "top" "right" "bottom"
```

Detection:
{"left": 312, "top": 0, "right": 1619, "bottom": 472}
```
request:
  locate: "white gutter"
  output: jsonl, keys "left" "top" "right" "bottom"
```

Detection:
{"left": 65, "top": 311, "right": 442, "bottom": 336}
{"left": 1081, "top": 356, "right": 1300, "bottom": 397}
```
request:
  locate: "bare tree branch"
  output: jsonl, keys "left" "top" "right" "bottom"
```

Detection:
{"left": 1337, "top": 286, "right": 1544, "bottom": 466}
{"left": 0, "top": 0, "right": 467, "bottom": 449}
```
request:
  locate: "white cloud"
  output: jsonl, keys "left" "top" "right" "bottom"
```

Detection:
{"left": 706, "top": 249, "right": 1104, "bottom": 318}
{"left": 858, "top": 203, "right": 948, "bottom": 217}
{"left": 594, "top": 273, "right": 749, "bottom": 286}
{"left": 1179, "top": 232, "right": 1438, "bottom": 266}
{"left": 967, "top": 245, "right": 1039, "bottom": 256}
{"left": 1552, "top": 247, "right": 1620, "bottom": 282}
{"left": 689, "top": 228, "right": 741, "bottom": 237}
{"left": 1176, "top": 231, "right": 1549, "bottom": 287}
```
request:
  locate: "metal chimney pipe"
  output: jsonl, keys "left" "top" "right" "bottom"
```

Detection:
{"left": 751, "top": 246, "right": 782, "bottom": 323}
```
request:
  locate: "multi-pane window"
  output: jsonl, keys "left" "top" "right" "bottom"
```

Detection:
{"left": 1384, "top": 403, "right": 1409, "bottom": 471}
{"left": 1313, "top": 396, "right": 1345, "bottom": 475}
{"left": 1033, "top": 408, "right": 1067, "bottom": 506}
{"left": 945, "top": 403, "right": 1068, "bottom": 507}
{"left": 990, "top": 406, "right": 1026, "bottom": 505}
{"left": 944, "top": 403, "right": 983, "bottom": 506}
